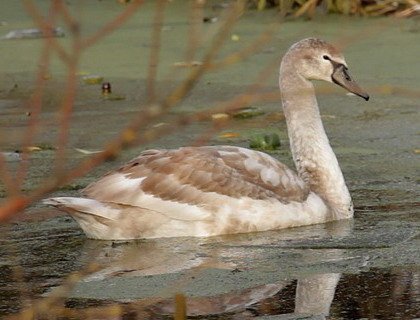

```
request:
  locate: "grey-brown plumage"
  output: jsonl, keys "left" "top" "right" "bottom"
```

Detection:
{"left": 83, "top": 146, "right": 309, "bottom": 208}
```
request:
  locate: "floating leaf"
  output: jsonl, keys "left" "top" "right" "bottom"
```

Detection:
{"left": 211, "top": 113, "right": 230, "bottom": 121}
{"left": 173, "top": 61, "right": 203, "bottom": 67}
{"left": 321, "top": 114, "right": 337, "bottom": 119}
{"left": 231, "top": 107, "right": 265, "bottom": 119}
{"left": 25, "top": 146, "right": 42, "bottom": 152}
{"left": 153, "top": 122, "right": 167, "bottom": 128}
{"left": 103, "top": 93, "right": 126, "bottom": 101}
{"left": 74, "top": 148, "right": 103, "bottom": 155}
{"left": 82, "top": 75, "right": 104, "bottom": 85}
{"left": 219, "top": 132, "right": 240, "bottom": 139}
{"left": 18, "top": 144, "right": 55, "bottom": 153}
{"left": 36, "top": 143, "right": 56, "bottom": 150}
{"left": 2, "top": 27, "right": 65, "bottom": 40}
{"left": 231, "top": 34, "right": 240, "bottom": 41}
{"left": 250, "top": 133, "right": 281, "bottom": 150}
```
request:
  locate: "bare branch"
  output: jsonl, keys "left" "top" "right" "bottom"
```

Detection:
{"left": 146, "top": 0, "right": 167, "bottom": 103}
{"left": 22, "top": 0, "right": 70, "bottom": 64}
{"left": 80, "top": 0, "right": 145, "bottom": 49}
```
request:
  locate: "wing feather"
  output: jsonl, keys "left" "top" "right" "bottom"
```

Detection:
{"left": 83, "top": 146, "right": 309, "bottom": 209}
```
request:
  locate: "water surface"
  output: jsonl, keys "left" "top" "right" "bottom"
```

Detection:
{"left": 0, "top": 1, "right": 419, "bottom": 319}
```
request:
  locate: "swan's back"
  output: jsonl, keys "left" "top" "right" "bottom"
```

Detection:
{"left": 83, "top": 146, "right": 309, "bottom": 206}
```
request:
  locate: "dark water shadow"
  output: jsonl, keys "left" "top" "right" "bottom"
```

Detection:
{"left": 62, "top": 269, "right": 419, "bottom": 319}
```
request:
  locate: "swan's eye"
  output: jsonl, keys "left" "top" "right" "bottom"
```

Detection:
{"left": 323, "top": 55, "right": 331, "bottom": 61}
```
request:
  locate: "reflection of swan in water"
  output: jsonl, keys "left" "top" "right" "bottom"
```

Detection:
{"left": 78, "top": 242, "right": 340, "bottom": 319}
{"left": 78, "top": 219, "right": 353, "bottom": 281}
{"left": 295, "top": 273, "right": 340, "bottom": 316}
{"left": 150, "top": 273, "right": 340, "bottom": 318}
{"left": 70, "top": 221, "right": 350, "bottom": 318}
{"left": 48, "top": 218, "right": 418, "bottom": 318}
{"left": 80, "top": 239, "right": 210, "bottom": 281}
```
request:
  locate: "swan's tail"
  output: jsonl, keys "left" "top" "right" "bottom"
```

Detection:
{"left": 43, "top": 197, "right": 115, "bottom": 218}
{"left": 43, "top": 197, "right": 125, "bottom": 239}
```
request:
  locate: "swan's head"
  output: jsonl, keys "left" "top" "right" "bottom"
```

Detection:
{"left": 285, "top": 38, "right": 369, "bottom": 101}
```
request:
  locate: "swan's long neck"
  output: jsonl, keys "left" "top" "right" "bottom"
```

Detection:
{"left": 279, "top": 63, "right": 353, "bottom": 219}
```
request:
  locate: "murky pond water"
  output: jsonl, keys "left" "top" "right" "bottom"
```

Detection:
{"left": 0, "top": 1, "right": 419, "bottom": 319}
{"left": 1, "top": 210, "right": 419, "bottom": 318}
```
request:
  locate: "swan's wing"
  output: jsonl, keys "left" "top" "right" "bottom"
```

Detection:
{"left": 206, "top": 146, "right": 309, "bottom": 202}
{"left": 82, "top": 146, "right": 309, "bottom": 212}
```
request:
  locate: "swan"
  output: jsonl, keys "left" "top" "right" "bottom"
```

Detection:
{"left": 44, "top": 38, "right": 369, "bottom": 240}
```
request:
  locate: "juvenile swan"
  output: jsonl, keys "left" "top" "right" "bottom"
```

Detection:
{"left": 44, "top": 38, "right": 369, "bottom": 240}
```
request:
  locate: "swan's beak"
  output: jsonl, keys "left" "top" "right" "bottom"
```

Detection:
{"left": 331, "top": 64, "right": 369, "bottom": 101}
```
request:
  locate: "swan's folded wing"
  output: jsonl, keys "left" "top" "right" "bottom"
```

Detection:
{"left": 82, "top": 146, "right": 309, "bottom": 213}
{"left": 211, "top": 146, "right": 309, "bottom": 202}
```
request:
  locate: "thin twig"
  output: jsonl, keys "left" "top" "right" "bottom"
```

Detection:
{"left": 53, "top": 57, "right": 79, "bottom": 174}
{"left": 146, "top": 0, "right": 167, "bottom": 103}
{"left": 185, "top": 0, "right": 204, "bottom": 63}
{"left": 52, "top": 1, "right": 83, "bottom": 174}
{"left": 162, "top": 0, "right": 246, "bottom": 109}
{"left": 6, "top": 263, "right": 103, "bottom": 320}
{"left": 22, "top": 0, "right": 70, "bottom": 64}
{"left": 209, "top": 25, "right": 276, "bottom": 70}
{"left": 191, "top": 54, "right": 283, "bottom": 146}
{"left": 56, "top": 0, "right": 79, "bottom": 34}
{"left": 14, "top": 1, "right": 60, "bottom": 195}
{"left": 81, "top": 0, "right": 145, "bottom": 49}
